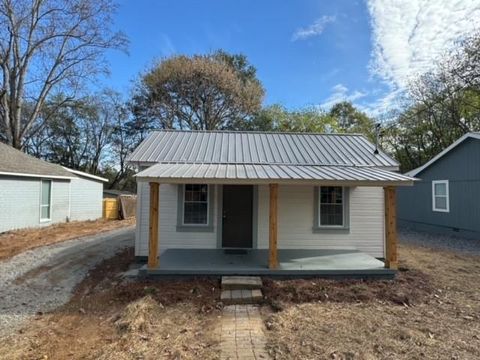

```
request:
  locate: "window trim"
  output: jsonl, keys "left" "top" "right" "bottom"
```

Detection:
{"left": 313, "top": 186, "right": 350, "bottom": 233}
{"left": 182, "top": 184, "right": 210, "bottom": 226}
{"left": 176, "top": 184, "right": 214, "bottom": 232}
{"left": 40, "top": 179, "right": 52, "bottom": 222}
{"left": 432, "top": 180, "right": 449, "bottom": 213}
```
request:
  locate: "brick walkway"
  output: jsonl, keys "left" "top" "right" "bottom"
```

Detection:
{"left": 220, "top": 304, "right": 269, "bottom": 359}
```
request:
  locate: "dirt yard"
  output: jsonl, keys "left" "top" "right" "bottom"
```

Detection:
{"left": 0, "top": 241, "right": 479, "bottom": 359}
{"left": 0, "top": 248, "right": 222, "bottom": 360}
{"left": 262, "top": 244, "right": 480, "bottom": 359}
{"left": 0, "top": 218, "right": 135, "bottom": 261}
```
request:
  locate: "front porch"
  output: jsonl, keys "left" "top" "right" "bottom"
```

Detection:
{"left": 144, "top": 182, "right": 400, "bottom": 275}
{"left": 140, "top": 248, "right": 395, "bottom": 278}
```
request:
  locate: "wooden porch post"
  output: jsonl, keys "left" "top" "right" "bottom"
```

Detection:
{"left": 384, "top": 186, "right": 398, "bottom": 269}
{"left": 148, "top": 182, "right": 160, "bottom": 269}
{"left": 269, "top": 183, "right": 279, "bottom": 269}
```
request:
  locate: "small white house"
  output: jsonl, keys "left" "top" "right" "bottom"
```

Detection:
{"left": 0, "top": 142, "right": 108, "bottom": 233}
{"left": 127, "top": 130, "right": 414, "bottom": 276}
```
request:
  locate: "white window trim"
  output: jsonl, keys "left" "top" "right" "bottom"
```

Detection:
{"left": 182, "top": 184, "right": 210, "bottom": 226}
{"left": 40, "top": 179, "right": 53, "bottom": 222}
{"left": 432, "top": 180, "right": 450, "bottom": 213}
{"left": 318, "top": 186, "right": 345, "bottom": 228}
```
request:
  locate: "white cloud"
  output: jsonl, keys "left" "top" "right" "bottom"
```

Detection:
{"left": 368, "top": 0, "right": 480, "bottom": 89}
{"left": 292, "top": 15, "right": 336, "bottom": 41}
{"left": 367, "top": 0, "right": 480, "bottom": 113}
{"left": 320, "top": 83, "right": 368, "bottom": 109}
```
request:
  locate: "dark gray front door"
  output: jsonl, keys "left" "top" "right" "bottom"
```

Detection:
{"left": 222, "top": 185, "right": 253, "bottom": 248}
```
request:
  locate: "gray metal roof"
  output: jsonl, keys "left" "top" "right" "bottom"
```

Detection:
{"left": 0, "top": 142, "right": 75, "bottom": 179}
{"left": 136, "top": 163, "right": 414, "bottom": 186}
{"left": 127, "top": 130, "right": 399, "bottom": 168}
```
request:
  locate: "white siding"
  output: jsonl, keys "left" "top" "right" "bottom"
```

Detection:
{"left": 0, "top": 177, "right": 70, "bottom": 232}
{"left": 135, "top": 183, "right": 218, "bottom": 257}
{"left": 135, "top": 183, "right": 385, "bottom": 258}
{"left": 257, "top": 185, "right": 385, "bottom": 258}
{"left": 50, "top": 180, "right": 70, "bottom": 223}
{"left": 69, "top": 176, "right": 103, "bottom": 221}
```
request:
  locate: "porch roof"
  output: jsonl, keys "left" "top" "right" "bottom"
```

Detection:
{"left": 136, "top": 162, "right": 415, "bottom": 186}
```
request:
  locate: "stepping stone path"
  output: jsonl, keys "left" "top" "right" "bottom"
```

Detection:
{"left": 219, "top": 276, "right": 269, "bottom": 359}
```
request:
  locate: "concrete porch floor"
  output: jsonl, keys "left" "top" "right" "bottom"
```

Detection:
{"left": 140, "top": 249, "right": 395, "bottom": 279}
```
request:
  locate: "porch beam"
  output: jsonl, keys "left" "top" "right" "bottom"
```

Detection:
{"left": 148, "top": 182, "right": 160, "bottom": 269}
{"left": 384, "top": 186, "right": 398, "bottom": 269}
{"left": 269, "top": 183, "right": 279, "bottom": 269}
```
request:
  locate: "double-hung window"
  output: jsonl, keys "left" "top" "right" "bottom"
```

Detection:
{"left": 432, "top": 180, "right": 449, "bottom": 212}
{"left": 40, "top": 180, "right": 52, "bottom": 221}
{"left": 183, "top": 184, "right": 209, "bottom": 225}
{"left": 318, "top": 186, "right": 345, "bottom": 227}
{"left": 313, "top": 186, "right": 350, "bottom": 233}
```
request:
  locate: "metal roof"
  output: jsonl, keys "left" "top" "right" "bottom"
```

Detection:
{"left": 136, "top": 163, "right": 414, "bottom": 186}
{"left": 406, "top": 132, "right": 480, "bottom": 177}
{"left": 127, "top": 130, "right": 399, "bottom": 168}
{"left": 0, "top": 142, "right": 75, "bottom": 179}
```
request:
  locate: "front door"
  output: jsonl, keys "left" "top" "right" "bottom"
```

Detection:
{"left": 222, "top": 185, "right": 253, "bottom": 248}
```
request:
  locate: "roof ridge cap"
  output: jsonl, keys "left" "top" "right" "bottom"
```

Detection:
{"left": 150, "top": 129, "right": 364, "bottom": 136}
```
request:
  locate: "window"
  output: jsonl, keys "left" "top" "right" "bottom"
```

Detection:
{"left": 40, "top": 180, "right": 52, "bottom": 221}
{"left": 183, "top": 184, "right": 209, "bottom": 225}
{"left": 319, "top": 186, "right": 344, "bottom": 227}
{"left": 432, "top": 180, "right": 449, "bottom": 212}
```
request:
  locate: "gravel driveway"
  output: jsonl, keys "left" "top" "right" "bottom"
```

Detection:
{"left": 0, "top": 226, "right": 134, "bottom": 338}
{"left": 399, "top": 227, "right": 480, "bottom": 255}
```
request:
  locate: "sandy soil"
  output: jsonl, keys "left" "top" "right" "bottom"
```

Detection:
{"left": 0, "top": 218, "right": 135, "bottom": 261}
{"left": 262, "top": 243, "right": 480, "bottom": 359}
{"left": 0, "top": 248, "right": 222, "bottom": 360}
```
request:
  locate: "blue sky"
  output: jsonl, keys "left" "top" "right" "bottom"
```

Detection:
{"left": 101, "top": 0, "right": 480, "bottom": 116}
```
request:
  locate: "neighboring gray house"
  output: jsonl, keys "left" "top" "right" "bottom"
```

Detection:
{"left": 127, "top": 130, "right": 414, "bottom": 276}
{"left": 398, "top": 132, "right": 480, "bottom": 238}
{"left": 0, "top": 142, "right": 107, "bottom": 233}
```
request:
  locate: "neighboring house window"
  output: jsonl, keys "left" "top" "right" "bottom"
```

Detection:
{"left": 432, "top": 180, "right": 449, "bottom": 212}
{"left": 313, "top": 186, "right": 349, "bottom": 232}
{"left": 40, "top": 180, "right": 52, "bottom": 221}
{"left": 183, "top": 184, "right": 209, "bottom": 225}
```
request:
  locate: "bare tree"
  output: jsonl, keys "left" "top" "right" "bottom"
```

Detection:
{"left": 0, "top": 0, "right": 127, "bottom": 149}
{"left": 383, "top": 31, "right": 480, "bottom": 172}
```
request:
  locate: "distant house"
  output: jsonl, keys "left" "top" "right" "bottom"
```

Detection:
{"left": 127, "top": 130, "right": 414, "bottom": 276}
{"left": 398, "top": 132, "right": 480, "bottom": 239}
{"left": 0, "top": 142, "right": 108, "bottom": 233}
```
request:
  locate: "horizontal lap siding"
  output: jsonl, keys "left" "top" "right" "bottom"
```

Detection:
{"left": 136, "top": 183, "right": 217, "bottom": 257}
{"left": 0, "top": 177, "right": 41, "bottom": 232}
{"left": 0, "top": 177, "right": 70, "bottom": 232}
{"left": 69, "top": 177, "right": 103, "bottom": 221}
{"left": 398, "top": 138, "right": 480, "bottom": 234}
{"left": 50, "top": 180, "right": 70, "bottom": 223}
{"left": 257, "top": 185, "right": 385, "bottom": 258}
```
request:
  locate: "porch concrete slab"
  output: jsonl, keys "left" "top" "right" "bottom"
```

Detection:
{"left": 140, "top": 248, "right": 395, "bottom": 279}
